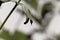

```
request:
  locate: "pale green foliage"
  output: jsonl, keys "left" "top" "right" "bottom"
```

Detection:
{"left": 24, "top": 0, "right": 38, "bottom": 10}
{"left": 0, "top": 30, "right": 27, "bottom": 40}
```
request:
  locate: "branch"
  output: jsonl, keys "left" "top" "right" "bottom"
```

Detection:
{"left": 0, "top": 0, "right": 21, "bottom": 30}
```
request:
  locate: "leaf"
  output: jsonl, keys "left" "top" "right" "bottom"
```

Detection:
{"left": 24, "top": 0, "right": 38, "bottom": 10}
{"left": 41, "top": 2, "right": 53, "bottom": 18}
{"left": 0, "top": 29, "right": 27, "bottom": 40}
{"left": 0, "top": 30, "right": 11, "bottom": 40}
{"left": 1, "top": 0, "right": 10, "bottom": 2}
{"left": 0, "top": 1, "right": 4, "bottom": 6}
{"left": 56, "top": 34, "right": 60, "bottom": 40}
{"left": 11, "top": 31, "right": 27, "bottom": 40}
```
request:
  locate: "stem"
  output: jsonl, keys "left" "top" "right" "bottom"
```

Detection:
{"left": 0, "top": 0, "right": 21, "bottom": 30}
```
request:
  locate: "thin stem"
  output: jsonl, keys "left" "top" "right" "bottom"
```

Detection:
{"left": 0, "top": 0, "right": 21, "bottom": 30}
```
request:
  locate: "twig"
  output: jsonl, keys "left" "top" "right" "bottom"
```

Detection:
{"left": 0, "top": 0, "right": 21, "bottom": 30}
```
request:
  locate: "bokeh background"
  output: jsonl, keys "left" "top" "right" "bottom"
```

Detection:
{"left": 0, "top": 0, "right": 60, "bottom": 40}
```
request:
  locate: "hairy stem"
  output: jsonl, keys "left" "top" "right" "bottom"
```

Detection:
{"left": 0, "top": 0, "right": 21, "bottom": 30}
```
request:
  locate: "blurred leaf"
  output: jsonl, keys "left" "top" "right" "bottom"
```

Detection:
{"left": 24, "top": 0, "right": 38, "bottom": 10}
{"left": 22, "top": 5, "right": 32, "bottom": 20}
{"left": 12, "top": 31, "right": 27, "bottom": 40}
{"left": 41, "top": 2, "right": 53, "bottom": 18}
{"left": 1, "top": 0, "right": 10, "bottom": 2}
{"left": 56, "top": 35, "right": 60, "bottom": 40}
{"left": 0, "top": 30, "right": 11, "bottom": 40}
{"left": 0, "top": 1, "right": 4, "bottom": 6}
{"left": 0, "top": 30, "right": 27, "bottom": 40}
